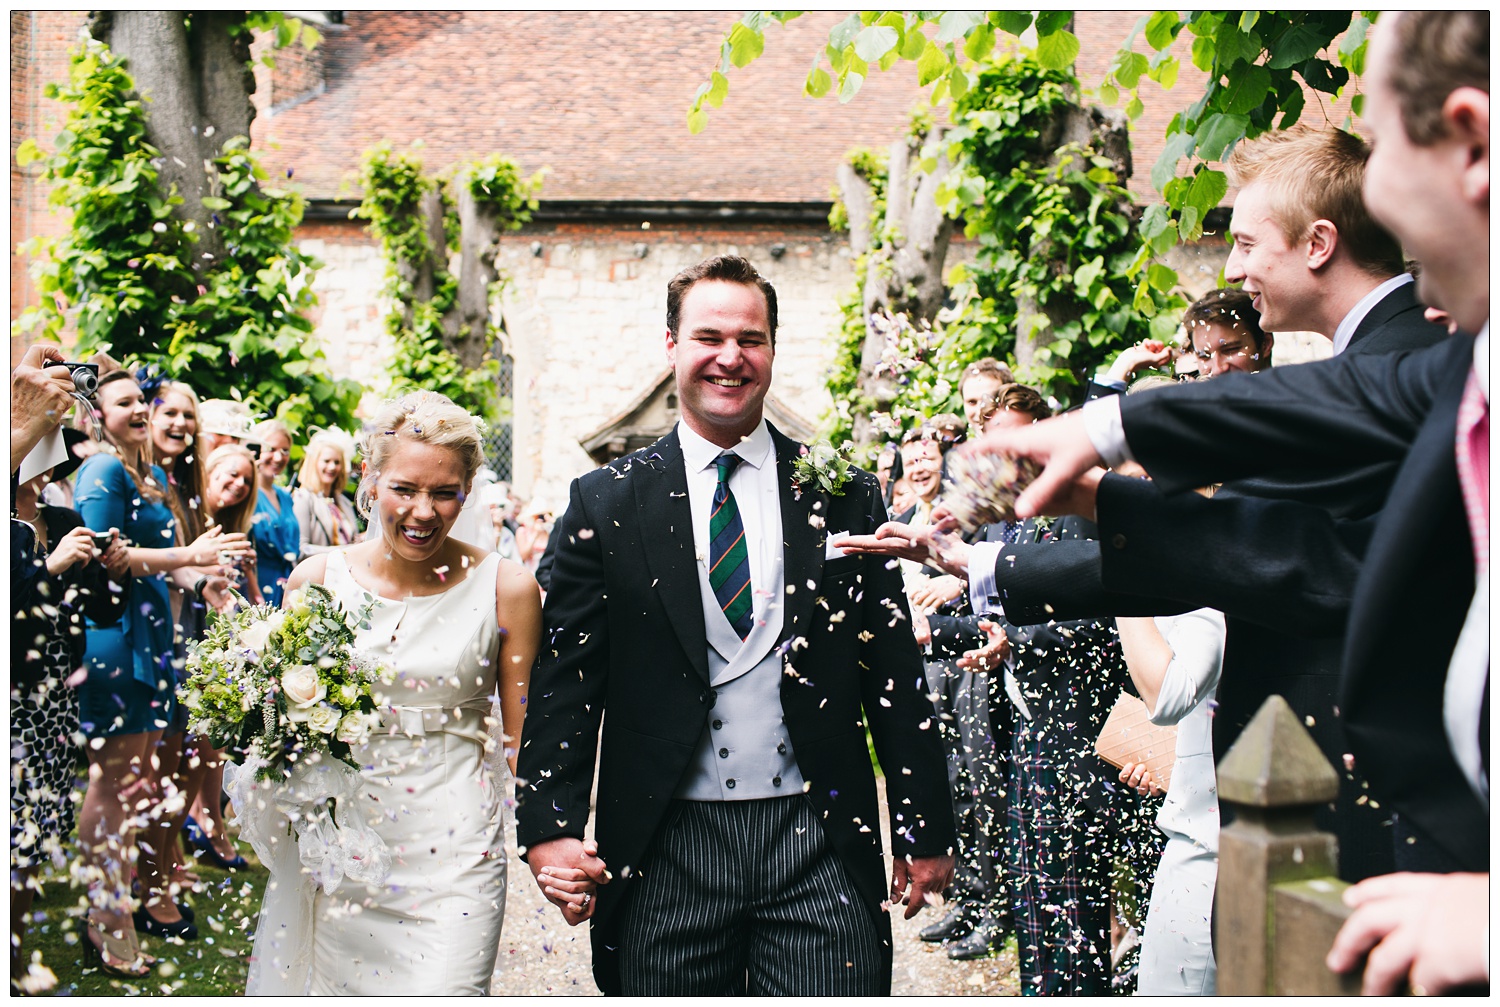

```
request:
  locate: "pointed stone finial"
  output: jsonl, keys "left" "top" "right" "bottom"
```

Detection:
{"left": 1217, "top": 695, "right": 1339, "bottom": 807}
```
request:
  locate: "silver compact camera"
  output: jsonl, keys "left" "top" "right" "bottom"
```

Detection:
{"left": 45, "top": 360, "right": 100, "bottom": 397}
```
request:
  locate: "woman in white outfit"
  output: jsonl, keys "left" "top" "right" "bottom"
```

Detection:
{"left": 246, "top": 392, "right": 540, "bottom": 995}
{"left": 1115, "top": 607, "right": 1227, "bottom": 996}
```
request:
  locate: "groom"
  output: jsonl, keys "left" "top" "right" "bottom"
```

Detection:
{"left": 516, "top": 254, "right": 955, "bottom": 995}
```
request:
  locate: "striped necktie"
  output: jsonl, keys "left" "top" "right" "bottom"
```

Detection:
{"left": 709, "top": 452, "right": 754, "bottom": 640}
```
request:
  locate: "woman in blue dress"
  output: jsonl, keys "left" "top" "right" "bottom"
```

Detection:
{"left": 72, "top": 367, "right": 253, "bottom": 976}
{"left": 248, "top": 419, "right": 300, "bottom": 607}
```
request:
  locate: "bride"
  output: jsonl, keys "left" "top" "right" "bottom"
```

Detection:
{"left": 238, "top": 392, "right": 539, "bottom": 995}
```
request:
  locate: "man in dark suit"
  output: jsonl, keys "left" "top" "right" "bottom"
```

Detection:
{"left": 971, "top": 11, "right": 1489, "bottom": 992}
{"left": 515, "top": 255, "right": 954, "bottom": 995}
{"left": 983, "top": 126, "right": 1449, "bottom": 883}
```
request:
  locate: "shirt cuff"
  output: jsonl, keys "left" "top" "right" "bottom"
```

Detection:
{"left": 967, "top": 541, "right": 1004, "bottom": 616}
{"left": 1082, "top": 396, "right": 1135, "bottom": 468}
{"left": 1094, "top": 373, "right": 1127, "bottom": 391}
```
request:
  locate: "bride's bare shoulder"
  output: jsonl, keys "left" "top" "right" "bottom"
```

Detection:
{"left": 284, "top": 552, "right": 331, "bottom": 597}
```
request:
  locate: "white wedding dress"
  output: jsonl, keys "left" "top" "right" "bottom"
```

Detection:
{"left": 243, "top": 550, "right": 509, "bottom": 996}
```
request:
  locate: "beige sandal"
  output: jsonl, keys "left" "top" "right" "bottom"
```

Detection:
{"left": 83, "top": 916, "right": 155, "bottom": 978}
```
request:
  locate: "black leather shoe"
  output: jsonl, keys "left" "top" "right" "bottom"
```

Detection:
{"left": 919, "top": 906, "right": 972, "bottom": 943}
{"left": 947, "top": 921, "right": 1004, "bottom": 960}
{"left": 133, "top": 906, "right": 198, "bottom": 941}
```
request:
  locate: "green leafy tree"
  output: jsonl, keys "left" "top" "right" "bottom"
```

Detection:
{"left": 353, "top": 145, "right": 544, "bottom": 420}
{"left": 16, "top": 32, "right": 360, "bottom": 433}
{"left": 692, "top": 10, "right": 1372, "bottom": 302}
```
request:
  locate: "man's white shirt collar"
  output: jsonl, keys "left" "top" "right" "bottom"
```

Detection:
{"left": 1331, "top": 273, "right": 1414, "bottom": 356}
{"left": 679, "top": 417, "right": 773, "bottom": 473}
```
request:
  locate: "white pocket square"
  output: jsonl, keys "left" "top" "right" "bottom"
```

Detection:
{"left": 824, "top": 533, "right": 852, "bottom": 559}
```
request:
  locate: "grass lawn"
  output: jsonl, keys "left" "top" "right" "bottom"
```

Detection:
{"left": 19, "top": 841, "right": 267, "bottom": 997}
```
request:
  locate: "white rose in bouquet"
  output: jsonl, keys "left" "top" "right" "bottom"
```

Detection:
{"left": 281, "top": 665, "right": 327, "bottom": 720}
{"left": 307, "top": 705, "right": 342, "bottom": 735}
{"left": 239, "top": 619, "right": 275, "bottom": 656}
{"left": 336, "top": 711, "right": 376, "bottom": 746}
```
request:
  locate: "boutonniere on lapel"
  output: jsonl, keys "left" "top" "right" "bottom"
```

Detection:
{"left": 791, "top": 441, "right": 854, "bottom": 499}
{"left": 939, "top": 448, "right": 1043, "bottom": 532}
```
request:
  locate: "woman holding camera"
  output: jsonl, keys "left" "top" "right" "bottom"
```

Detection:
{"left": 10, "top": 442, "right": 128, "bottom": 987}
{"left": 73, "top": 366, "right": 253, "bottom": 977}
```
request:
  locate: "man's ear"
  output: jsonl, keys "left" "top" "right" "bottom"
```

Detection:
{"left": 1305, "top": 219, "right": 1339, "bottom": 271}
{"left": 1444, "top": 86, "right": 1489, "bottom": 207}
{"left": 664, "top": 328, "right": 677, "bottom": 365}
{"left": 1258, "top": 332, "right": 1275, "bottom": 367}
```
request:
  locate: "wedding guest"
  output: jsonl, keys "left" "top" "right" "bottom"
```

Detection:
{"left": 74, "top": 365, "right": 252, "bottom": 976}
{"left": 249, "top": 419, "right": 300, "bottom": 608}
{"left": 514, "top": 499, "right": 554, "bottom": 573}
{"left": 195, "top": 399, "right": 255, "bottom": 456}
{"left": 10, "top": 447, "right": 128, "bottom": 987}
{"left": 293, "top": 429, "right": 360, "bottom": 554}
{"left": 958, "top": 358, "right": 1015, "bottom": 434}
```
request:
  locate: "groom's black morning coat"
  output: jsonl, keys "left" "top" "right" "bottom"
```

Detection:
{"left": 515, "top": 425, "right": 955, "bottom": 994}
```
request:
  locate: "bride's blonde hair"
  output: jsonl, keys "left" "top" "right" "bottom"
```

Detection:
{"left": 356, "top": 391, "right": 485, "bottom": 518}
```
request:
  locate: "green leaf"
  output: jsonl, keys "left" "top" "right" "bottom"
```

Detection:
{"left": 1348, "top": 92, "right": 1363, "bottom": 118}
{"left": 200, "top": 195, "right": 231, "bottom": 210}
{"left": 1194, "top": 112, "right": 1251, "bottom": 161}
{"left": 1099, "top": 82, "right": 1119, "bottom": 106}
{"left": 706, "top": 70, "right": 729, "bottom": 108}
{"left": 1299, "top": 58, "right": 1349, "bottom": 95}
{"left": 1238, "top": 11, "right": 1260, "bottom": 33}
{"left": 299, "top": 23, "right": 322, "bottom": 50}
{"left": 1125, "top": 95, "right": 1144, "bottom": 120}
{"left": 728, "top": 24, "right": 765, "bottom": 68}
{"left": 805, "top": 66, "right": 832, "bottom": 98}
{"left": 853, "top": 25, "right": 899, "bottom": 63}
{"left": 828, "top": 13, "right": 862, "bottom": 51}
{"left": 1338, "top": 15, "right": 1371, "bottom": 74}
{"left": 1143, "top": 10, "right": 1181, "bottom": 50}
{"left": 1213, "top": 23, "right": 1262, "bottom": 68}
{"left": 936, "top": 10, "right": 984, "bottom": 42}
{"left": 275, "top": 18, "right": 297, "bottom": 49}
{"left": 1151, "top": 131, "right": 1196, "bottom": 191}
{"left": 947, "top": 64, "right": 968, "bottom": 99}
{"left": 687, "top": 106, "right": 708, "bottom": 134}
{"left": 900, "top": 26, "right": 927, "bottom": 61}
{"left": 1190, "top": 34, "right": 1216, "bottom": 72}
{"left": 1035, "top": 11, "right": 1072, "bottom": 35}
{"left": 1035, "top": 30, "right": 1080, "bottom": 71}
{"left": 1221, "top": 63, "right": 1271, "bottom": 115}
{"left": 1185, "top": 167, "right": 1228, "bottom": 213}
{"left": 1150, "top": 53, "right": 1179, "bottom": 89}
{"left": 963, "top": 23, "right": 995, "bottom": 62}
{"left": 1178, "top": 203, "right": 1203, "bottom": 242}
{"left": 916, "top": 41, "right": 948, "bottom": 86}
{"left": 838, "top": 71, "right": 864, "bottom": 103}
{"left": 1115, "top": 50, "right": 1148, "bottom": 89}
{"left": 1279, "top": 86, "right": 1306, "bottom": 129}
{"left": 1147, "top": 263, "right": 1179, "bottom": 291}
{"left": 1268, "top": 23, "right": 1330, "bottom": 69}
{"left": 16, "top": 138, "right": 42, "bottom": 167}
{"left": 991, "top": 11, "right": 1032, "bottom": 37}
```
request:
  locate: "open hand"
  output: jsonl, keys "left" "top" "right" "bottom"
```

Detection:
{"left": 956, "top": 619, "right": 1009, "bottom": 674}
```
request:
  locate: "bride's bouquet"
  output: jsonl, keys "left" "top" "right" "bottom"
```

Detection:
{"left": 180, "top": 582, "right": 393, "bottom": 778}
{"left": 182, "top": 583, "right": 398, "bottom": 898}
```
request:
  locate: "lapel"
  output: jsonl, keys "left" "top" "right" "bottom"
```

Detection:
{"left": 630, "top": 428, "right": 711, "bottom": 683}
{"left": 770, "top": 425, "right": 828, "bottom": 648}
{"left": 1347, "top": 281, "right": 1417, "bottom": 348}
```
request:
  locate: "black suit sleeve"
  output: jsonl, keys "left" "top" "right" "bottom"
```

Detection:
{"left": 1119, "top": 334, "right": 1468, "bottom": 495}
{"left": 1095, "top": 474, "right": 1375, "bottom": 636}
{"left": 514, "top": 476, "right": 610, "bottom": 854}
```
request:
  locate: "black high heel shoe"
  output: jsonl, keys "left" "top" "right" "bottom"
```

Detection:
{"left": 132, "top": 905, "right": 199, "bottom": 941}
{"left": 184, "top": 815, "right": 249, "bottom": 871}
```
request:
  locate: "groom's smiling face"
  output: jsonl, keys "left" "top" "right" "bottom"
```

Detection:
{"left": 667, "top": 279, "right": 775, "bottom": 447}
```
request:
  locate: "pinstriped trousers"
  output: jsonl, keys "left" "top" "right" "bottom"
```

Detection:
{"left": 618, "top": 796, "right": 882, "bottom": 996}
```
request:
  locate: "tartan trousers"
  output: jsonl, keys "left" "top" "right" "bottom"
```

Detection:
{"left": 1005, "top": 715, "right": 1117, "bottom": 996}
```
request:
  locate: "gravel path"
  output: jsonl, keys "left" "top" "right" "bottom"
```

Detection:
{"left": 489, "top": 779, "right": 1019, "bottom": 996}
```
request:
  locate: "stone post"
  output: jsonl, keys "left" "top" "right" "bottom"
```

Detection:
{"left": 1215, "top": 695, "right": 1358, "bottom": 995}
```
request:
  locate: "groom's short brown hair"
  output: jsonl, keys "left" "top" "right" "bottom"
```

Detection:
{"left": 666, "top": 255, "right": 779, "bottom": 345}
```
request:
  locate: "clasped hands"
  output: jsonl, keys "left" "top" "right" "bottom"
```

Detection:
{"left": 527, "top": 835, "right": 610, "bottom": 926}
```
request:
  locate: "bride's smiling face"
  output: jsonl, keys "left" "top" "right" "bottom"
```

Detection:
{"left": 370, "top": 438, "right": 470, "bottom": 562}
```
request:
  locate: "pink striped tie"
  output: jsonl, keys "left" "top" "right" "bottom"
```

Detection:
{"left": 1455, "top": 369, "right": 1488, "bottom": 574}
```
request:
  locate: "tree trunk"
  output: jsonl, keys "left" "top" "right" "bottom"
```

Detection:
{"left": 451, "top": 185, "right": 503, "bottom": 370}
{"left": 90, "top": 10, "right": 255, "bottom": 276}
